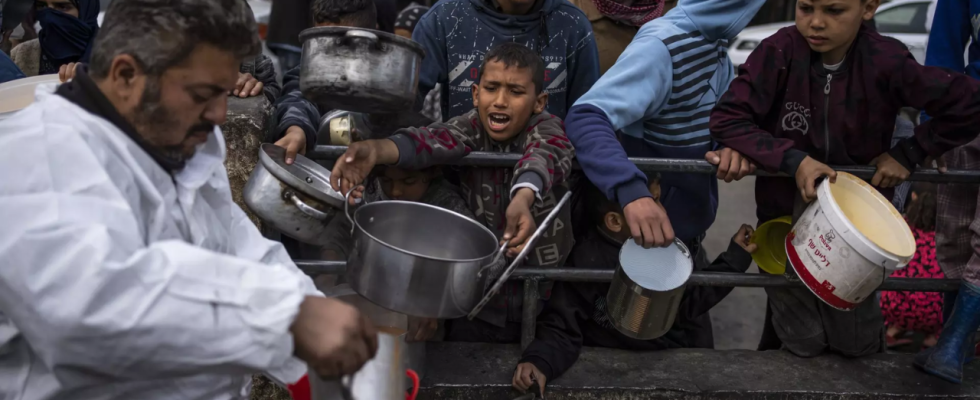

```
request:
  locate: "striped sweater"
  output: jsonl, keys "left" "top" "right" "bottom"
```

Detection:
{"left": 564, "top": 0, "right": 765, "bottom": 242}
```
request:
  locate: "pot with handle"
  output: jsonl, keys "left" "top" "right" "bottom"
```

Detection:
{"left": 299, "top": 27, "right": 424, "bottom": 114}
{"left": 243, "top": 144, "right": 346, "bottom": 245}
{"left": 345, "top": 190, "right": 572, "bottom": 319}
{"left": 605, "top": 238, "right": 693, "bottom": 340}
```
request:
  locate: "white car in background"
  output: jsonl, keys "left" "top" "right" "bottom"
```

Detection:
{"left": 728, "top": 0, "right": 936, "bottom": 67}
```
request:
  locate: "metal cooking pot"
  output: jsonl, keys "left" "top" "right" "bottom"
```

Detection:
{"left": 299, "top": 27, "right": 424, "bottom": 114}
{"left": 308, "top": 331, "right": 412, "bottom": 400}
{"left": 606, "top": 238, "right": 693, "bottom": 340}
{"left": 319, "top": 284, "right": 426, "bottom": 386}
{"left": 345, "top": 191, "right": 572, "bottom": 319}
{"left": 243, "top": 144, "right": 345, "bottom": 245}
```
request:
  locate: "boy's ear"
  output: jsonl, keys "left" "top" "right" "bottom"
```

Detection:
{"left": 911, "top": 192, "right": 918, "bottom": 202}
{"left": 472, "top": 83, "right": 480, "bottom": 108}
{"left": 862, "top": 0, "right": 881, "bottom": 20}
{"left": 604, "top": 212, "right": 625, "bottom": 234}
{"left": 534, "top": 91, "right": 548, "bottom": 114}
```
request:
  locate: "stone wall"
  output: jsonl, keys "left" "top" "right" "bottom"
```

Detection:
{"left": 221, "top": 96, "right": 272, "bottom": 230}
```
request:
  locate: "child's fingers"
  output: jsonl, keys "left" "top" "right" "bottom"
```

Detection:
{"left": 744, "top": 243, "right": 758, "bottom": 253}
{"left": 520, "top": 369, "right": 535, "bottom": 391}
{"left": 871, "top": 170, "right": 884, "bottom": 187}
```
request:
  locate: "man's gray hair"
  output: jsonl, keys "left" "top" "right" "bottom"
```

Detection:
{"left": 89, "top": 0, "right": 261, "bottom": 79}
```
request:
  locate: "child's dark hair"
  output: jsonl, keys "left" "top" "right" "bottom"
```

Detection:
{"left": 478, "top": 42, "right": 545, "bottom": 94}
{"left": 312, "top": 0, "right": 377, "bottom": 28}
{"left": 905, "top": 182, "right": 937, "bottom": 231}
{"left": 584, "top": 181, "right": 622, "bottom": 227}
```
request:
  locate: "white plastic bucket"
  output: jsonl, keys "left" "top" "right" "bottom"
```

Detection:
{"left": 785, "top": 172, "right": 915, "bottom": 310}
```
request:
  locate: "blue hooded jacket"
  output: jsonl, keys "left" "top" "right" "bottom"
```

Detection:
{"left": 0, "top": 52, "right": 26, "bottom": 84}
{"left": 926, "top": 0, "right": 980, "bottom": 80}
{"left": 563, "top": 0, "right": 764, "bottom": 242}
{"left": 921, "top": 0, "right": 980, "bottom": 122}
{"left": 411, "top": 0, "right": 600, "bottom": 120}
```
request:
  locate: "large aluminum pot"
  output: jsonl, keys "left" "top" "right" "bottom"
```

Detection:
{"left": 309, "top": 330, "right": 407, "bottom": 400}
{"left": 320, "top": 284, "right": 426, "bottom": 385}
{"left": 299, "top": 27, "right": 424, "bottom": 114}
{"left": 243, "top": 144, "right": 345, "bottom": 245}
{"left": 606, "top": 239, "right": 693, "bottom": 340}
{"left": 346, "top": 191, "right": 572, "bottom": 319}
{"left": 346, "top": 200, "right": 502, "bottom": 319}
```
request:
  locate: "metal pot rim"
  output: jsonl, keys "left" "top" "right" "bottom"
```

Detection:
{"left": 257, "top": 143, "right": 346, "bottom": 208}
{"left": 617, "top": 238, "right": 693, "bottom": 291}
{"left": 352, "top": 200, "right": 499, "bottom": 263}
{"left": 298, "top": 26, "right": 426, "bottom": 56}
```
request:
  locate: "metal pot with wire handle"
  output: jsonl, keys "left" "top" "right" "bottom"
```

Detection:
{"left": 342, "top": 188, "right": 572, "bottom": 319}
{"left": 605, "top": 238, "right": 693, "bottom": 340}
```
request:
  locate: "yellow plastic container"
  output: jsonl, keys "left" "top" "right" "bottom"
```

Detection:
{"left": 751, "top": 216, "right": 792, "bottom": 275}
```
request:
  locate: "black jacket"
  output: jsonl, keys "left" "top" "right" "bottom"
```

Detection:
{"left": 519, "top": 226, "right": 753, "bottom": 381}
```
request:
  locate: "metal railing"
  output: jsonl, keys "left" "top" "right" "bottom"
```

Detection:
{"left": 302, "top": 145, "right": 980, "bottom": 348}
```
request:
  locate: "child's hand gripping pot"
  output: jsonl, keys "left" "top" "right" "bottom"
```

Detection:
{"left": 330, "top": 139, "right": 401, "bottom": 203}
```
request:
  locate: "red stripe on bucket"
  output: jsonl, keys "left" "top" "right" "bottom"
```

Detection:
{"left": 785, "top": 232, "right": 857, "bottom": 311}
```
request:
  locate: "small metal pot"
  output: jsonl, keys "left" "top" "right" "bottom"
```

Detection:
{"left": 345, "top": 191, "right": 572, "bottom": 319}
{"left": 243, "top": 144, "right": 345, "bottom": 245}
{"left": 309, "top": 331, "right": 407, "bottom": 400}
{"left": 299, "top": 27, "right": 424, "bottom": 114}
{"left": 606, "top": 238, "right": 693, "bottom": 340}
{"left": 319, "top": 284, "right": 426, "bottom": 386}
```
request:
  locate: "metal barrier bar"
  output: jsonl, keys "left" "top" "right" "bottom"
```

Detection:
{"left": 292, "top": 260, "right": 961, "bottom": 292}
{"left": 309, "top": 145, "right": 980, "bottom": 184}
{"left": 521, "top": 278, "right": 539, "bottom": 350}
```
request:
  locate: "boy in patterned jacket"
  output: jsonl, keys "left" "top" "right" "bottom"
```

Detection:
{"left": 331, "top": 43, "right": 575, "bottom": 342}
{"left": 710, "top": 0, "right": 980, "bottom": 359}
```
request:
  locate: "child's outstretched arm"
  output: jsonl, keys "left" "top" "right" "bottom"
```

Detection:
{"left": 888, "top": 52, "right": 980, "bottom": 173}
{"left": 517, "top": 280, "right": 592, "bottom": 396}
{"left": 330, "top": 112, "right": 480, "bottom": 196}
{"left": 675, "top": 224, "right": 756, "bottom": 323}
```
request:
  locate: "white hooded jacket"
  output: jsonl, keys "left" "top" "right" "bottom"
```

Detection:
{"left": 0, "top": 85, "right": 317, "bottom": 400}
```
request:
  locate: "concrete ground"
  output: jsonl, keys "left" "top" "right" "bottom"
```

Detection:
{"left": 702, "top": 177, "right": 768, "bottom": 350}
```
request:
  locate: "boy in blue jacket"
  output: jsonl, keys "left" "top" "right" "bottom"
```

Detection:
{"left": 563, "top": 0, "right": 765, "bottom": 251}
{"left": 412, "top": 0, "right": 601, "bottom": 120}
{"left": 917, "top": 0, "right": 980, "bottom": 384}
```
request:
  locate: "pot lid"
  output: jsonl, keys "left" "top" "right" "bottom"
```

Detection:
{"left": 619, "top": 238, "right": 693, "bottom": 291}
{"left": 258, "top": 143, "right": 345, "bottom": 208}
{"left": 0, "top": 74, "right": 60, "bottom": 115}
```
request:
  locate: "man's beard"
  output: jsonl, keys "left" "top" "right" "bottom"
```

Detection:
{"left": 131, "top": 80, "right": 215, "bottom": 166}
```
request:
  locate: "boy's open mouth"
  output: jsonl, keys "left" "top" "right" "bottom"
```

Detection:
{"left": 487, "top": 112, "right": 511, "bottom": 132}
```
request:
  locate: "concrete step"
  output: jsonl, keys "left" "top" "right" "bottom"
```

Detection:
{"left": 418, "top": 342, "right": 980, "bottom": 399}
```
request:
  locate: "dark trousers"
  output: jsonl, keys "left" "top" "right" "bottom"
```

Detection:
{"left": 762, "top": 195, "right": 885, "bottom": 357}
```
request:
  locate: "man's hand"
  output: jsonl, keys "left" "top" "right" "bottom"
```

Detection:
{"left": 513, "top": 362, "right": 547, "bottom": 397}
{"left": 796, "top": 156, "right": 837, "bottom": 203}
{"left": 406, "top": 317, "right": 439, "bottom": 342}
{"left": 706, "top": 147, "right": 756, "bottom": 182}
{"left": 503, "top": 188, "right": 537, "bottom": 258}
{"left": 274, "top": 126, "right": 307, "bottom": 165}
{"left": 870, "top": 153, "right": 910, "bottom": 188}
{"left": 234, "top": 72, "right": 264, "bottom": 98}
{"left": 623, "top": 197, "right": 675, "bottom": 248}
{"left": 330, "top": 139, "right": 400, "bottom": 200}
{"left": 732, "top": 224, "right": 758, "bottom": 254}
{"left": 58, "top": 62, "right": 81, "bottom": 82}
{"left": 291, "top": 296, "right": 378, "bottom": 380}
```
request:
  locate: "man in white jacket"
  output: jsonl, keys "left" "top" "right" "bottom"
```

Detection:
{"left": 0, "top": 0, "right": 378, "bottom": 399}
